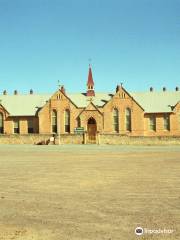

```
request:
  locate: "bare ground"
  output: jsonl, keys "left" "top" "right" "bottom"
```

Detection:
{"left": 0, "top": 144, "right": 180, "bottom": 240}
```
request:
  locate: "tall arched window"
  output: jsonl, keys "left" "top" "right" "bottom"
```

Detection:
{"left": 0, "top": 113, "right": 3, "bottom": 134}
{"left": 65, "top": 109, "right": 70, "bottom": 133}
{"left": 113, "top": 108, "right": 119, "bottom": 132}
{"left": 77, "top": 116, "right": 81, "bottom": 128}
{"left": 164, "top": 113, "right": 170, "bottom": 131}
{"left": 52, "top": 110, "right": 57, "bottom": 133}
{"left": 125, "top": 108, "right": 131, "bottom": 131}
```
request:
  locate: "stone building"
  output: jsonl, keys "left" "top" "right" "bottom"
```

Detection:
{"left": 0, "top": 66, "right": 180, "bottom": 143}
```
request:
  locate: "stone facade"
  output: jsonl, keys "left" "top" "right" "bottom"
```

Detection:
{"left": 1, "top": 86, "right": 180, "bottom": 139}
{"left": 1, "top": 66, "right": 180, "bottom": 144}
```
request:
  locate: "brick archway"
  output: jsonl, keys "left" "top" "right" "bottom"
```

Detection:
{"left": 79, "top": 110, "right": 103, "bottom": 133}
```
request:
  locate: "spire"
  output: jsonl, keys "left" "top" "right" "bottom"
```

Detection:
{"left": 86, "top": 64, "right": 95, "bottom": 96}
{"left": 87, "top": 65, "right": 94, "bottom": 86}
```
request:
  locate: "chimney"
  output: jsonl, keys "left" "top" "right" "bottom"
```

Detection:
{"left": 30, "top": 89, "right": 33, "bottom": 94}
{"left": 150, "top": 87, "right": 153, "bottom": 92}
{"left": 3, "top": 90, "right": 7, "bottom": 95}
{"left": 61, "top": 85, "right": 66, "bottom": 95}
{"left": 175, "top": 86, "right": 179, "bottom": 91}
{"left": 163, "top": 87, "right": 166, "bottom": 92}
{"left": 14, "top": 90, "right": 18, "bottom": 95}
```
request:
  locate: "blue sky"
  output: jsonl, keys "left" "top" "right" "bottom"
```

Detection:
{"left": 0, "top": 0, "right": 180, "bottom": 94}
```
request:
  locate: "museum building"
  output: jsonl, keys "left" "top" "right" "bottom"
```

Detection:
{"left": 0, "top": 66, "right": 180, "bottom": 142}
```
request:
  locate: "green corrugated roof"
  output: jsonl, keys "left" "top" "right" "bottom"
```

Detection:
{"left": 67, "top": 92, "right": 112, "bottom": 108}
{"left": 130, "top": 91, "right": 180, "bottom": 113}
{"left": 0, "top": 94, "right": 51, "bottom": 116}
{"left": 0, "top": 91, "right": 180, "bottom": 116}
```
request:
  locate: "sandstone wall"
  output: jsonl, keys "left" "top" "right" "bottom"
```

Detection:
{"left": 57, "top": 134, "right": 84, "bottom": 144}
{"left": 99, "top": 134, "right": 180, "bottom": 145}
{"left": 0, "top": 134, "right": 84, "bottom": 145}
{"left": 0, "top": 134, "right": 180, "bottom": 145}
{"left": 0, "top": 134, "right": 52, "bottom": 144}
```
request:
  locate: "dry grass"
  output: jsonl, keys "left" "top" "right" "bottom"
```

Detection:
{"left": 0, "top": 145, "right": 180, "bottom": 240}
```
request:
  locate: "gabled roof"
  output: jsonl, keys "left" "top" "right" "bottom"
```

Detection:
{"left": 0, "top": 94, "right": 51, "bottom": 116}
{"left": 1, "top": 90, "right": 180, "bottom": 116}
{"left": 79, "top": 101, "right": 103, "bottom": 116}
{"left": 115, "top": 86, "right": 144, "bottom": 111}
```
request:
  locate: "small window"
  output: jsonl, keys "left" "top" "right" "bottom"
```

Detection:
{"left": 14, "top": 120, "right": 20, "bottom": 134}
{"left": 57, "top": 94, "right": 62, "bottom": 100}
{"left": 65, "top": 110, "right": 70, "bottom": 133}
{"left": 28, "top": 119, "right": 34, "bottom": 133}
{"left": 164, "top": 114, "right": 170, "bottom": 131}
{"left": 113, "top": 108, "right": 119, "bottom": 132}
{"left": 52, "top": 110, "right": 57, "bottom": 133}
{"left": 0, "top": 113, "right": 3, "bottom": 134}
{"left": 125, "top": 108, "right": 131, "bottom": 131}
{"left": 149, "top": 115, "right": 156, "bottom": 131}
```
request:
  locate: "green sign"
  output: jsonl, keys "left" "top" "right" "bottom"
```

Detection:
{"left": 74, "top": 127, "right": 84, "bottom": 134}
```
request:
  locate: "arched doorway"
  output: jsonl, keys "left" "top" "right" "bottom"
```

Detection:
{"left": 87, "top": 117, "right": 97, "bottom": 143}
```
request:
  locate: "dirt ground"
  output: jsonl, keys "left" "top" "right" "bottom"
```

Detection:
{"left": 0, "top": 144, "right": 180, "bottom": 240}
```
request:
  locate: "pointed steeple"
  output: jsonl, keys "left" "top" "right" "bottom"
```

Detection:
{"left": 86, "top": 65, "right": 95, "bottom": 96}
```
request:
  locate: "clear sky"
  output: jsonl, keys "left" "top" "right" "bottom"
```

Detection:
{"left": 0, "top": 0, "right": 179, "bottom": 94}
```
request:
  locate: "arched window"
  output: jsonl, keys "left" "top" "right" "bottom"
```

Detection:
{"left": 65, "top": 109, "right": 70, "bottom": 133}
{"left": 52, "top": 110, "right": 57, "bottom": 133}
{"left": 77, "top": 116, "right": 81, "bottom": 128}
{"left": 0, "top": 113, "right": 3, "bottom": 134}
{"left": 125, "top": 108, "right": 131, "bottom": 131}
{"left": 113, "top": 108, "right": 119, "bottom": 132}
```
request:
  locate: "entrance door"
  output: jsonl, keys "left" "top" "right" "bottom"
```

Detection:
{"left": 87, "top": 117, "right": 97, "bottom": 143}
